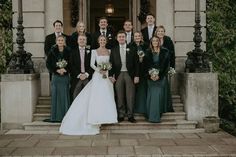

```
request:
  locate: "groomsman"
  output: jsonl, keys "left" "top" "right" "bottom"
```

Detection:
{"left": 109, "top": 30, "right": 139, "bottom": 123}
{"left": 69, "top": 34, "right": 93, "bottom": 100}
{"left": 44, "top": 20, "right": 70, "bottom": 56}
{"left": 141, "top": 13, "right": 157, "bottom": 44}
{"left": 91, "top": 17, "right": 115, "bottom": 49}
{"left": 123, "top": 20, "right": 134, "bottom": 45}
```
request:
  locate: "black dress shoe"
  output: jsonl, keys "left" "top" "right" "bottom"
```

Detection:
{"left": 128, "top": 117, "right": 137, "bottom": 123}
{"left": 118, "top": 117, "right": 124, "bottom": 122}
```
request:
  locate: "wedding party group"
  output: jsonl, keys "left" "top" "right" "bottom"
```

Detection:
{"left": 44, "top": 13, "right": 176, "bottom": 135}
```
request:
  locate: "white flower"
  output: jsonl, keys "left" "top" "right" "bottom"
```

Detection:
{"left": 86, "top": 50, "right": 90, "bottom": 54}
{"left": 86, "top": 45, "right": 91, "bottom": 49}
{"left": 168, "top": 67, "right": 176, "bottom": 76}
{"left": 148, "top": 68, "right": 159, "bottom": 78}
{"left": 126, "top": 48, "right": 130, "bottom": 52}
{"left": 137, "top": 50, "right": 145, "bottom": 58}
{"left": 56, "top": 59, "right": 67, "bottom": 68}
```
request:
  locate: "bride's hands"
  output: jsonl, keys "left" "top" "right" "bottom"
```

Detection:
{"left": 100, "top": 70, "right": 107, "bottom": 75}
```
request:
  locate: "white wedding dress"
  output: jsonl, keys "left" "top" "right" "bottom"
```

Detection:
{"left": 59, "top": 50, "right": 118, "bottom": 135}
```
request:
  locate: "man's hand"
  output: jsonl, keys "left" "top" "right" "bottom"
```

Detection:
{"left": 109, "top": 77, "right": 116, "bottom": 83}
{"left": 79, "top": 74, "right": 87, "bottom": 80}
{"left": 134, "top": 77, "right": 139, "bottom": 84}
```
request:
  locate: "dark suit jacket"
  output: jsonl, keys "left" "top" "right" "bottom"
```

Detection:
{"left": 69, "top": 32, "right": 92, "bottom": 49}
{"left": 91, "top": 30, "right": 115, "bottom": 49}
{"left": 145, "top": 47, "right": 170, "bottom": 80}
{"left": 109, "top": 44, "right": 139, "bottom": 79}
{"left": 44, "top": 33, "right": 70, "bottom": 56}
{"left": 162, "top": 35, "right": 175, "bottom": 68}
{"left": 46, "top": 46, "right": 71, "bottom": 75}
{"left": 69, "top": 47, "right": 93, "bottom": 80}
{"left": 141, "top": 26, "right": 157, "bottom": 45}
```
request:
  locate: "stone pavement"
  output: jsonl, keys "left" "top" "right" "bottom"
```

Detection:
{"left": 0, "top": 129, "right": 236, "bottom": 156}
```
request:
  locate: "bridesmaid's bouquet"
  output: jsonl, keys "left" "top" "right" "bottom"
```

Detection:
{"left": 148, "top": 68, "right": 159, "bottom": 78}
{"left": 137, "top": 50, "right": 145, "bottom": 62}
{"left": 98, "top": 62, "right": 112, "bottom": 78}
{"left": 56, "top": 59, "right": 68, "bottom": 69}
{"left": 168, "top": 67, "right": 176, "bottom": 76}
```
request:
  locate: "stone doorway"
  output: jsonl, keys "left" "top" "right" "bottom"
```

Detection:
{"left": 63, "top": 0, "right": 158, "bottom": 35}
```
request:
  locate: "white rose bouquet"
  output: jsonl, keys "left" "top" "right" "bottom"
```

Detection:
{"left": 56, "top": 59, "right": 68, "bottom": 69}
{"left": 98, "top": 62, "right": 112, "bottom": 78}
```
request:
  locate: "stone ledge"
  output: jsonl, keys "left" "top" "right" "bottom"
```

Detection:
{"left": 1, "top": 73, "right": 40, "bottom": 82}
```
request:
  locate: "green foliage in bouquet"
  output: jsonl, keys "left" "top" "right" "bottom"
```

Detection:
{"left": 0, "top": 0, "right": 13, "bottom": 74}
{"left": 206, "top": 0, "right": 236, "bottom": 133}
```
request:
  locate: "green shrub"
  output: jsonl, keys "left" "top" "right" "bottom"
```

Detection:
{"left": 0, "top": 0, "right": 13, "bottom": 74}
{"left": 206, "top": 0, "right": 236, "bottom": 125}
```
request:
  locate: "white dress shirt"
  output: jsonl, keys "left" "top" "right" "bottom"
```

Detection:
{"left": 119, "top": 44, "right": 128, "bottom": 72}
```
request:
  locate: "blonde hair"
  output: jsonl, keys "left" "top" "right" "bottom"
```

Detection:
{"left": 76, "top": 21, "right": 86, "bottom": 33}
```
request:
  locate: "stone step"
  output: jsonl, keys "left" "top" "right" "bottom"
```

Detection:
{"left": 134, "top": 112, "right": 186, "bottom": 121}
{"left": 34, "top": 103, "right": 184, "bottom": 113}
{"left": 23, "top": 120, "right": 197, "bottom": 131}
{"left": 35, "top": 105, "right": 51, "bottom": 113}
{"left": 37, "top": 95, "right": 182, "bottom": 105}
{"left": 33, "top": 112, "right": 186, "bottom": 122}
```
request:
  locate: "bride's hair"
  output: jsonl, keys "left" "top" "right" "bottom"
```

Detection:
{"left": 97, "top": 35, "right": 107, "bottom": 44}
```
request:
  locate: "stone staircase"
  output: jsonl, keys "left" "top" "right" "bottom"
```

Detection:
{"left": 23, "top": 95, "right": 198, "bottom": 131}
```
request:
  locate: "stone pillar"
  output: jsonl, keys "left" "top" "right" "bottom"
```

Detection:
{"left": 156, "top": 0, "right": 174, "bottom": 39}
{"left": 1, "top": 74, "right": 40, "bottom": 129}
{"left": 174, "top": 0, "right": 206, "bottom": 72}
{"left": 179, "top": 73, "right": 219, "bottom": 127}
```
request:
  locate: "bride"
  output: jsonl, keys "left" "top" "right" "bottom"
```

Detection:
{"left": 60, "top": 35, "right": 118, "bottom": 135}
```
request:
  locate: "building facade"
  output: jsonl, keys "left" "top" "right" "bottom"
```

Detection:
{"left": 12, "top": 0, "right": 206, "bottom": 73}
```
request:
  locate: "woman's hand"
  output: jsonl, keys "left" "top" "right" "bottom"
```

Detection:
{"left": 100, "top": 70, "right": 107, "bottom": 75}
{"left": 56, "top": 68, "right": 67, "bottom": 75}
{"left": 151, "top": 75, "right": 159, "bottom": 81}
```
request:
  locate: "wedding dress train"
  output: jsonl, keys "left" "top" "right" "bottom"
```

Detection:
{"left": 59, "top": 50, "right": 117, "bottom": 135}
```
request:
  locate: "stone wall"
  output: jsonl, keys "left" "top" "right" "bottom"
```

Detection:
{"left": 156, "top": 0, "right": 206, "bottom": 72}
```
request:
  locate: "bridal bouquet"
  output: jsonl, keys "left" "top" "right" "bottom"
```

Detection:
{"left": 98, "top": 62, "right": 112, "bottom": 78}
{"left": 56, "top": 59, "right": 68, "bottom": 68}
{"left": 137, "top": 50, "right": 145, "bottom": 62}
{"left": 168, "top": 67, "right": 176, "bottom": 76}
{"left": 148, "top": 68, "right": 159, "bottom": 78}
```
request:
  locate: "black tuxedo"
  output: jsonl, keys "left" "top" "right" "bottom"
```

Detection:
{"left": 109, "top": 44, "right": 139, "bottom": 119}
{"left": 141, "top": 25, "right": 157, "bottom": 45}
{"left": 44, "top": 33, "right": 70, "bottom": 56}
{"left": 69, "top": 32, "right": 92, "bottom": 49}
{"left": 109, "top": 44, "right": 139, "bottom": 79}
{"left": 125, "top": 31, "right": 134, "bottom": 44}
{"left": 91, "top": 30, "right": 115, "bottom": 49}
{"left": 69, "top": 47, "right": 93, "bottom": 100}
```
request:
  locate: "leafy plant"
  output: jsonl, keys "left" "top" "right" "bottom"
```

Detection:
{"left": 0, "top": 0, "right": 13, "bottom": 73}
{"left": 206, "top": 0, "right": 236, "bottom": 126}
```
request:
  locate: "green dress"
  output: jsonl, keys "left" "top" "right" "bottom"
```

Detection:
{"left": 46, "top": 46, "right": 71, "bottom": 122}
{"left": 133, "top": 43, "right": 148, "bottom": 114}
{"left": 146, "top": 48, "right": 173, "bottom": 123}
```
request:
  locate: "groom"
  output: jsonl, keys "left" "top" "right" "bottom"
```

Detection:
{"left": 70, "top": 34, "right": 93, "bottom": 101}
{"left": 109, "top": 30, "right": 139, "bottom": 123}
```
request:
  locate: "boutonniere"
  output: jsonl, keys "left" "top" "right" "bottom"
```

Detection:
{"left": 86, "top": 45, "right": 91, "bottom": 50}
{"left": 126, "top": 48, "right": 130, "bottom": 53}
{"left": 86, "top": 49, "right": 90, "bottom": 54}
{"left": 108, "top": 34, "right": 112, "bottom": 40}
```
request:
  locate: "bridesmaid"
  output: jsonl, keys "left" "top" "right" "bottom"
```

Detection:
{"left": 70, "top": 21, "right": 92, "bottom": 49}
{"left": 129, "top": 31, "right": 149, "bottom": 114}
{"left": 145, "top": 36, "right": 172, "bottom": 123}
{"left": 46, "top": 35, "right": 71, "bottom": 122}
{"left": 155, "top": 25, "right": 175, "bottom": 68}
